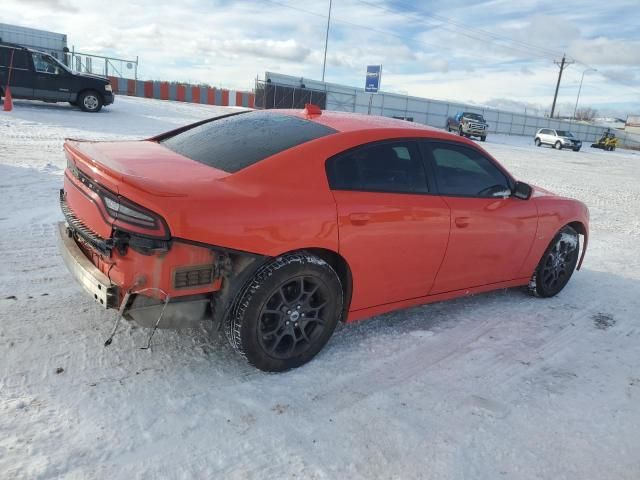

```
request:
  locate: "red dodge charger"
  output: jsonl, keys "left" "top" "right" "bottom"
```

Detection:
{"left": 58, "top": 106, "right": 589, "bottom": 371}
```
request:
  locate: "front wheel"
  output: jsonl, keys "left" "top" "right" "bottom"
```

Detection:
{"left": 554, "top": 141, "right": 562, "bottom": 150}
{"left": 530, "top": 226, "right": 579, "bottom": 298}
{"left": 78, "top": 91, "right": 103, "bottom": 112}
{"left": 535, "top": 138, "right": 542, "bottom": 147}
{"left": 225, "top": 252, "right": 343, "bottom": 372}
{"left": 480, "top": 136, "right": 486, "bottom": 142}
{"left": 458, "top": 126, "right": 465, "bottom": 137}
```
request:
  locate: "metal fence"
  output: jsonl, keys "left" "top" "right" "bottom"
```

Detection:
{"left": 68, "top": 49, "right": 138, "bottom": 80}
{"left": 264, "top": 72, "right": 640, "bottom": 149}
{"left": 255, "top": 80, "right": 327, "bottom": 110}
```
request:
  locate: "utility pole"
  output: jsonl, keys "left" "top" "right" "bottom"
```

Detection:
{"left": 550, "top": 54, "right": 574, "bottom": 118}
{"left": 321, "top": 0, "right": 332, "bottom": 82}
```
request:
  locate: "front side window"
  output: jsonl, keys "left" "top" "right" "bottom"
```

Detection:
{"left": 428, "top": 142, "right": 511, "bottom": 197}
{"left": 31, "top": 52, "right": 61, "bottom": 74}
{"left": 326, "top": 141, "right": 428, "bottom": 194}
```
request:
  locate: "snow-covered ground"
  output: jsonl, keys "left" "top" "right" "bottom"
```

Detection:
{"left": 1, "top": 96, "right": 639, "bottom": 479}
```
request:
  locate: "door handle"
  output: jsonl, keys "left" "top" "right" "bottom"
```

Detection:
{"left": 348, "top": 213, "right": 371, "bottom": 226}
{"left": 455, "top": 217, "right": 470, "bottom": 228}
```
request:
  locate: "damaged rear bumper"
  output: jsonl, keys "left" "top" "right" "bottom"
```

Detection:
{"left": 57, "top": 221, "right": 213, "bottom": 329}
{"left": 57, "top": 221, "right": 120, "bottom": 308}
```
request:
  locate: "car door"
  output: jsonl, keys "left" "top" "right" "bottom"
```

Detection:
{"left": 326, "top": 139, "right": 451, "bottom": 311}
{"left": 0, "top": 47, "right": 34, "bottom": 99}
{"left": 423, "top": 140, "right": 538, "bottom": 294}
{"left": 31, "top": 52, "right": 71, "bottom": 101}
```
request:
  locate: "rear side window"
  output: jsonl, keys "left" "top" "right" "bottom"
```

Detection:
{"left": 326, "top": 141, "right": 429, "bottom": 194}
{"left": 0, "top": 48, "right": 30, "bottom": 70}
{"left": 0, "top": 47, "right": 8, "bottom": 67}
{"left": 160, "top": 111, "right": 336, "bottom": 173}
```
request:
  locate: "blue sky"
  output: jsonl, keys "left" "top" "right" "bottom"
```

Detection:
{"left": 4, "top": 0, "right": 639, "bottom": 117}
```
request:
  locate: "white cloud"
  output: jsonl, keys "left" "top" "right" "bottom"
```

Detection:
{"left": 2, "top": 0, "right": 638, "bottom": 116}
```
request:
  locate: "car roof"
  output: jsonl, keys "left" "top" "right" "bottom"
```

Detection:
{"left": 275, "top": 109, "right": 441, "bottom": 134}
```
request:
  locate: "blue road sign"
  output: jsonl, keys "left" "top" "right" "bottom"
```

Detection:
{"left": 365, "top": 65, "right": 382, "bottom": 93}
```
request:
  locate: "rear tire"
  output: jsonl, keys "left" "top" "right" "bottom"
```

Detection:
{"left": 225, "top": 252, "right": 343, "bottom": 372}
{"left": 554, "top": 141, "right": 562, "bottom": 150}
{"left": 535, "top": 138, "right": 541, "bottom": 147}
{"left": 78, "top": 91, "right": 103, "bottom": 112}
{"left": 529, "top": 226, "right": 579, "bottom": 298}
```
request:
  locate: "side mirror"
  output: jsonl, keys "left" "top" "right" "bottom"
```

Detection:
{"left": 513, "top": 181, "right": 532, "bottom": 200}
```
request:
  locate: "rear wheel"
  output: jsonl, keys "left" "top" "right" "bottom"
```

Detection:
{"left": 554, "top": 141, "right": 562, "bottom": 150}
{"left": 78, "top": 90, "right": 103, "bottom": 112}
{"left": 225, "top": 252, "right": 343, "bottom": 372}
{"left": 530, "top": 226, "right": 579, "bottom": 298}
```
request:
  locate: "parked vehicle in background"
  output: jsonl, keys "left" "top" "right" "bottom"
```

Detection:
{"left": 446, "top": 111, "right": 488, "bottom": 141}
{"left": 590, "top": 130, "right": 618, "bottom": 151}
{"left": 57, "top": 106, "right": 589, "bottom": 372}
{"left": 0, "top": 42, "right": 114, "bottom": 112}
{"left": 534, "top": 129, "right": 582, "bottom": 151}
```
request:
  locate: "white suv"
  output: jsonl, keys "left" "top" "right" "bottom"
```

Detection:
{"left": 534, "top": 129, "right": 582, "bottom": 151}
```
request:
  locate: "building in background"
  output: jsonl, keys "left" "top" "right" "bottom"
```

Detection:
{"left": 0, "top": 23, "right": 67, "bottom": 60}
{"left": 625, "top": 116, "right": 640, "bottom": 135}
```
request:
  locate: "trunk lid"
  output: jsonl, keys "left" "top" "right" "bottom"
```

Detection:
{"left": 65, "top": 140, "right": 230, "bottom": 197}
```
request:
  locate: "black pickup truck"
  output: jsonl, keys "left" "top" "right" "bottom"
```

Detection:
{"left": 0, "top": 42, "right": 114, "bottom": 112}
{"left": 446, "top": 111, "right": 489, "bottom": 141}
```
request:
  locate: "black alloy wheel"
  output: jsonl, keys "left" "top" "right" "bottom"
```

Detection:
{"left": 531, "top": 226, "right": 579, "bottom": 297}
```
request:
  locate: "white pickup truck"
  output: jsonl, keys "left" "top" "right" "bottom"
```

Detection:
{"left": 446, "top": 111, "right": 488, "bottom": 141}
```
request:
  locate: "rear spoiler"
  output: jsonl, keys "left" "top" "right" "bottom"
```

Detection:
{"left": 150, "top": 110, "right": 250, "bottom": 142}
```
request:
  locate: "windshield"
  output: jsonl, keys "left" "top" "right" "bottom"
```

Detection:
{"left": 463, "top": 113, "right": 484, "bottom": 122}
{"left": 556, "top": 131, "right": 574, "bottom": 137}
{"left": 50, "top": 56, "right": 72, "bottom": 73}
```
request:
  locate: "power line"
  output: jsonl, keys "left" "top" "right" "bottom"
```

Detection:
{"left": 385, "top": 0, "right": 567, "bottom": 58}
{"left": 261, "top": 0, "right": 554, "bottom": 64}
{"left": 352, "top": 0, "right": 565, "bottom": 61}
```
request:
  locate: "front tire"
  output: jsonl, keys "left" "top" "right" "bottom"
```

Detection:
{"left": 459, "top": 126, "right": 464, "bottom": 137}
{"left": 480, "top": 136, "right": 486, "bottom": 142}
{"left": 535, "top": 138, "right": 541, "bottom": 147}
{"left": 225, "top": 252, "right": 343, "bottom": 372}
{"left": 78, "top": 91, "right": 103, "bottom": 112}
{"left": 554, "top": 141, "right": 562, "bottom": 150}
{"left": 530, "top": 226, "right": 579, "bottom": 298}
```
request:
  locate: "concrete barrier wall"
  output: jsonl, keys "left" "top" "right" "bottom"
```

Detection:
{"left": 107, "top": 76, "right": 255, "bottom": 108}
{"left": 265, "top": 71, "right": 640, "bottom": 149}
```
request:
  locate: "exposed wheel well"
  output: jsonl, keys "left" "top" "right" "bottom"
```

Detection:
{"left": 567, "top": 221, "right": 586, "bottom": 237}
{"left": 302, "top": 248, "right": 353, "bottom": 322}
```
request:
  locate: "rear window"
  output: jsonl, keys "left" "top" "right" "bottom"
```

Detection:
{"left": 160, "top": 110, "right": 337, "bottom": 173}
{"left": 0, "top": 47, "right": 30, "bottom": 70}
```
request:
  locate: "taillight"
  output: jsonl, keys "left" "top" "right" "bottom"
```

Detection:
{"left": 99, "top": 189, "right": 169, "bottom": 238}
{"left": 66, "top": 158, "right": 169, "bottom": 238}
